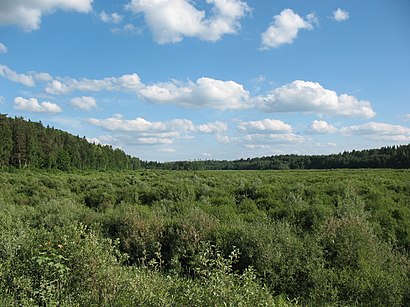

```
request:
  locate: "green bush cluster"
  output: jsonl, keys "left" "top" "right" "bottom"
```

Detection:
{"left": 0, "top": 169, "right": 409, "bottom": 305}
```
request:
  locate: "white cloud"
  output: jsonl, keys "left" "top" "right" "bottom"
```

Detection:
{"left": 0, "top": 0, "right": 93, "bottom": 31}
{"left": 332, "top": 8, "right": 349, "bottom": 22}
{"left": 261, "top": 9, "right": 316, "bottom": 49}
{"left": 14, "top": 96, "right": 62, "bottom": 113}
{"left": 310, "top": 120, "right": 338, "bottom": 134}
{"left": 136, "top": 137, "right": 173, "bottom": 145}
{"left": 139, "top": 77, "right": 251, "bottom": 110}
{"left": 87, "top": 115, "right": 227, "bottom": 146}
{"left": 126, "top": 0, "right": 250, "bottom": 44}
{"left": 216, "top": 135, "right": 231, "bottom": 144}
{"left": 255, "top": 80, "right": 376, "bottom": 118}
{"left": 309, "top": 120, "right": 410, "bottom": 143}
{"left": 46, "top": 73, "right": 251, "bottom": 110}
{"left": 70, "top": 96, "right": 97, "bottom": 110}
{"left": 0, "top": 64, "right": 35, "bottom": 87}
{"left": 32, "top": 72, "right": 53, "bottom": 82}
{"left": 0, "top": 65, "right": 54, "bottom": 86}
{"left": 0, "top": 96, "right": 5, "bottom": 105}
{"left": 235, "top": 118, "right": 304, "bottom": 148}
{"left": 88, "top": 117, "right": 194, "bottom": 133}
{"left": 237, "top": 119, "right": 292, "bottom": 133}
{"left": 0, "top": 43, "right": 7, "bottom": 53}
{"left": 45, "top": 73, "right": 142, "bottom": 94}
{"left": 340, "top": 122, "right": 410, "bottom": 141}
{"left": 197, "top": 121, "right": 228, "bottom": 133}
{"left": 99, "top": 11, "right": 122, "bottom": 24}
{"left": 10, "top": 66, "right": 375, "bottom": 117}
{"left": 88, "top": 116, "right": 226, "bottom": 135}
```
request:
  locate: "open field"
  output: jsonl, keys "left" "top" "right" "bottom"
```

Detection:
{"left": 1, "top": 169, "right": 409, "bottom": 305}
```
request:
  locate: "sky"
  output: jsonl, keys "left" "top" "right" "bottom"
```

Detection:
{"left": 0, "top": 0, "right": 409, "bottom": 162}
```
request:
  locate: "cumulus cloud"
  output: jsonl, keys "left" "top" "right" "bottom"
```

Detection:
{"left": 237, "top": 119, "right": 292, "bottom": 133}
{"left": 261, "top": 9, "right": 316, "bottom": 49}
{"left": 139, "top": 77, "right": 251, "bottom": 110}
{"left": 45, "top": 73, "right": 142, "bottom": 94}
{"left": 235, "top": 118, "right": 303, "bottom": 148}
{"left": 0, "top": 65, "right": 54, "bottom": 87}
{"left": 216, "top": 135, "right": 231, "bottom": 144}
{"left": 135, "top": 137, "right": 173, "bottom": 145}
{"left": 308, "top": 120, "right": 410, "bottom": 143}
{"left": 46, "top": 73, "right": 250, "bottom": 110}
{"left": 0, "top": 43, "right": 7, "bottom": 53}
{"left": 99, "top": 11, "right": 122, "bottom": 24}
{"left": 126, "top": 0, "right": 250, "bottom": 44}
{"left": 0, "top": 64, "right": 35, "bottom": 87}
{"left": 255, "top": 80, "right": 376, "bottom": 118}
{"left": 87, "top": 115, "right": 227, "bottom": 145}
{"left": 9, "top": 65, "right": 375, "bottom": 117}
{"left": 309, "top": 120, "right": 338, "bottom": 134}
{"left": 332, "top": 8, "right": 349, "bottom": 22}
{"left": 197, "top": 121, "right": 227, "bottom": 133}
{"left": 0, "top": 0, "right": 93, "bottom": 31}
{"left": 14, "top": 96, "right": 62, "bottom": 113}
{"left": 340, "top": 122, "right": 410, "bottom": 141}
{"left": 88, "top": 116, "right": 226, "bottom": 134}
{"left": 45, "top": 75, "right": 374, "bottom": 116}
{"left": 70, "top": 96, "right": 97, "bottom": 110}
{"left": 32, "top": 72, "right": 53, "bottom": 82}
{"left": 88, "top": 116, "right": 190, "bottom": 133}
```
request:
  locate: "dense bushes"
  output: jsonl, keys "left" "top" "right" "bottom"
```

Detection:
{"left": 0, "top": 169, "right": 409, "bottom": 305}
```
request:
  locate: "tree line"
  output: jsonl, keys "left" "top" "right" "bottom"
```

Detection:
{"left": 1, "top": 114, "right": 409, "bottom": 171}
{"left": 0, "top": 114, "right": 141, "bottom": 170}
{"left": 144, "top": 145, "right": 410, "bottom": 170}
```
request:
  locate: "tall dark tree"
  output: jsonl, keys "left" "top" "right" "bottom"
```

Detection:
{"left": 10, "top": 117, "right": 27, "bottom": 168}
{"left": 0, "top": 114, "right": 12, "bottom": 167}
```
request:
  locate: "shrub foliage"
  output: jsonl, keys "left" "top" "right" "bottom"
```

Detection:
{"left": 0, "top": 169, "right": 409, "bottom": 305}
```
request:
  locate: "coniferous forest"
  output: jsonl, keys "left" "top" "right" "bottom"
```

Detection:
{"left": 1, "top": 115, "right": 410, "bottom": 306}
{"left": 0, "top": 115, "right": 141, "bottom": 170}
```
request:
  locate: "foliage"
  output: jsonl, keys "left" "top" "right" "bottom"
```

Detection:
{"left": 0, "top": 169, "right": 409, "bottom": 305}
{"left": 0, "top": 114, "right": 141, "bottom": 170}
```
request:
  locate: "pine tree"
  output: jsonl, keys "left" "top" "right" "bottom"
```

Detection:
{"left": 0, "top": 115, "right": 12, "bottom": 167}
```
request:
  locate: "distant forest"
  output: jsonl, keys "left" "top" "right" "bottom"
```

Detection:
{"left": 1, "top": 115, "right": 409, "bottom": 171}
{"left": 149, "top": 145, "right": 410, "bottom": 170}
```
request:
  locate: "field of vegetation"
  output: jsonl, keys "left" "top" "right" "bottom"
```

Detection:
{"left": 1, "top": 169, "right": 409, "bottom": 306}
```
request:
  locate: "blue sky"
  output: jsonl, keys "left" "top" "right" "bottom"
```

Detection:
{"left": 1, "top": 0, "right": 409, "bottom": 161}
